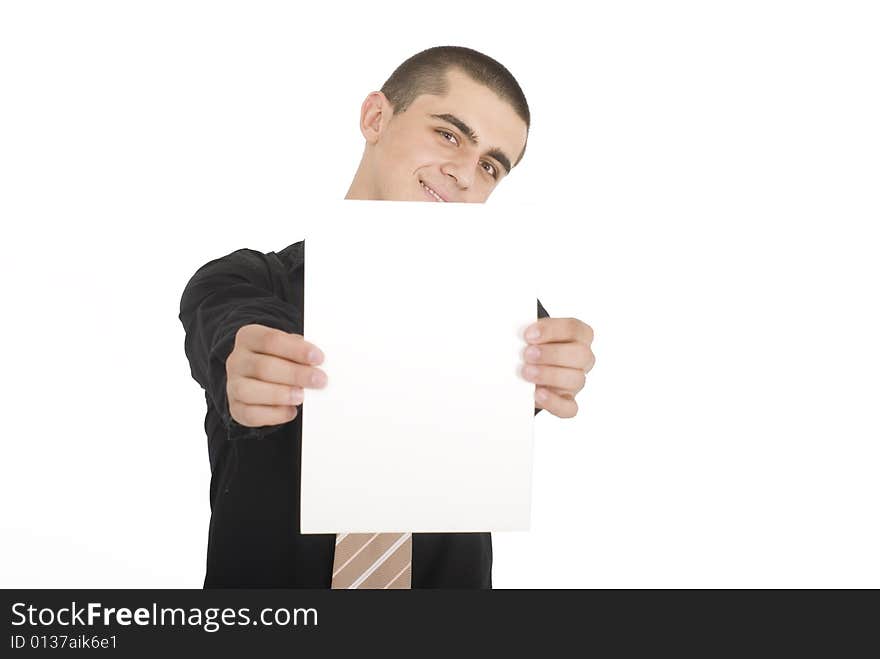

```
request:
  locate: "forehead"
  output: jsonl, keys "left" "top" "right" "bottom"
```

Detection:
{"left": 407, "top": 68, "right": 528, "bottom": 163}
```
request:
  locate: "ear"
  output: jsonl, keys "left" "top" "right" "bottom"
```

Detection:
{"left": 359, "top": 91, "right": 391, "bottom": 144}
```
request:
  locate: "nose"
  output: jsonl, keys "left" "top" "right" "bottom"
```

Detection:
{"left": 441, "top": 155, "right": 475, "bottom": 190}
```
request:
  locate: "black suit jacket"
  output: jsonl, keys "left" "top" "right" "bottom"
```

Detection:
{"left": 178, "top": 240, "right": 550, "bottom": 588}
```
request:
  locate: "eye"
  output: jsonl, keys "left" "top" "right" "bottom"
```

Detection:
{"left": 437, "top": 129, "right": 459, "bottom": 146}
{"left": 481, "top": 161, "right": 498, "bottom": 179}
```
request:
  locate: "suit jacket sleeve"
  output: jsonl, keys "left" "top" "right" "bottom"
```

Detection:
{"left": 535, "top": 298, "right": 550, "bottom": 416}
{"left": 178, "top": 247, "right": 302, "bottom": 441}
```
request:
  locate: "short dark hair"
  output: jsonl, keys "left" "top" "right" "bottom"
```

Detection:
{"left": 379, "top": 46, "right": 531, "bottom": 167}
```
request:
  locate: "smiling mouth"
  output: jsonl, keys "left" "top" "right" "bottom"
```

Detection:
{"left": 420, "top": 180, "right": 446, "bottom": 202}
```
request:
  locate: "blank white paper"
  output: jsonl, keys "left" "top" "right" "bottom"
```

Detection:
{"left": 300, "top": 199, "right": 537, "bottom": 533}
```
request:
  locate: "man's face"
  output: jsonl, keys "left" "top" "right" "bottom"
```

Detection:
{"left": 363, "top": 68, "right": 528, "bottom": 203}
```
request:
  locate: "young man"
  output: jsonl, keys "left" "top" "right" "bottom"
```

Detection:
{"left": 178, "top": 46, "right": 595, "bottom": 589}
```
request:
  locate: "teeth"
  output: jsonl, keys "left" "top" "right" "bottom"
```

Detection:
{"left": 421, "top": 181, "right": 444, "bottom": 202}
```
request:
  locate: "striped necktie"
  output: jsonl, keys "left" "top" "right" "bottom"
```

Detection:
{"left": 331, "top": 532, "right": 412, "bottom": 589}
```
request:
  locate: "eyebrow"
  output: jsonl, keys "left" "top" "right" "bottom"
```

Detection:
{"left": 428, "top": 113, "right": 512, "bottom": 175}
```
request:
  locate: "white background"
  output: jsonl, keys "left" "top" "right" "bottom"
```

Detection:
{"left": 1, "top": 0, "right": 877, "bottom": 587}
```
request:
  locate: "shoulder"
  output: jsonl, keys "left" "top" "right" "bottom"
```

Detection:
{"left": 272, "top": 239, "right": 305, "bottom": 275}
{"left": 189, "top": 247, "right": 278, "bottom": 283}
{"left": 537, "top": 298, "right": 550, "bottom": 318}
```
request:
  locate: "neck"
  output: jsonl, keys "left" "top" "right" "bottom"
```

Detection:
{"left": 345, "top": 152, "right": 378, "bottom": 200}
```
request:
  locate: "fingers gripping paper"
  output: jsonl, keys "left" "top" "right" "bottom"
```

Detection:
{"left": 300, "top": 200, "right": 536, "bottom": 533}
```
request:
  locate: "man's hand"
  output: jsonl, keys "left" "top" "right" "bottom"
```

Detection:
{"left": 226, "top": 324, "right": 327, "bottom": 427}
{"left": 522, "top": 317, "right": 595, "bottom": 418}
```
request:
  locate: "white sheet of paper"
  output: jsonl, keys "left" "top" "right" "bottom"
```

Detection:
{"left": 300, "top": 199, "right": 536, "bottom": 533}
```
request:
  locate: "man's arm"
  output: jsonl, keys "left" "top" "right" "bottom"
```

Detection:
{"left": 534, "top": 298, "right": 549, "bottom": 416}
{"left": 178, "top": 247, "right": 302, "bottom": 440}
